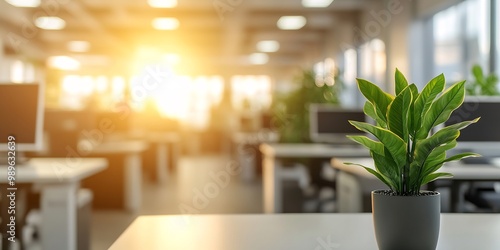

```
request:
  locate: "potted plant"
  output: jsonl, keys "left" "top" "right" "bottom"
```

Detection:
{"left": 466, "top": 64, "right": 499, "bottom": 96}
{"left": 345, "top": 69, "right": 480, "bottom": 250}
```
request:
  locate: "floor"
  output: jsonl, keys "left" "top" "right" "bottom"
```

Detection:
{"left": 91, "top": 154, "right": 263, "bottom": 250}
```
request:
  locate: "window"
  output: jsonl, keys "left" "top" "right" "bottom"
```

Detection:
{"left": 358, "top": 39, "right": 386, "bottom": 87}
{"left": 430, "top": 0, "right": 490, "bottom": 82}
{"left": 231, "top": 75, "right": 272, "bottom": 112}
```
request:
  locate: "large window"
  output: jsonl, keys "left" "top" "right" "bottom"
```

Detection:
{"left": 431, "top": 0, "right": 490, "bottom": 82}
{"left": 358, "top": 39, "right": 386, "bottom": 88}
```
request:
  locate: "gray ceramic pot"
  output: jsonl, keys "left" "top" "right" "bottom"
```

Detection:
{"left": 372, "top": 190, "right": 440, "bottom": 250}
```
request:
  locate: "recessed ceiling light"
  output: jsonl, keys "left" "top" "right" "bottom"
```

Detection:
{"left": 5, "top": 0, "right": 40, "bottom": 7}
{"left": 148, "top": 0, "right": 177, "bottom": 8}
{"left": 249, "top": 53, "right": 269, "bottom": 65}
{"left": 302, "top": 0, "right": 334, "bottom": 8}
{"left": 152, "top": 18, "right": 179, "bottom": 30}
{"left": 277, "top": 16, "right": 307, "bottom": 30}
{"left": 47, "top": 56, "right": 80, "bottom": 71}
{"left": 35, "top": 16, "right": 65, "bottom": 30}
{"left": 67, "top": 41, "right": 90, "bottom": 52}
{"left": 256, "top": 40, "right": 280, "bottom": 53}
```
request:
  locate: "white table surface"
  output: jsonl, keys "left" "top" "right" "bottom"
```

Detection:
{"left": 84, "top": 139, "right": 148, "bottom": 212}
{"left": 259, "top": 143, "right": 369, "bottom": 213}
{"left": 0, "top": 158, "right": 107, "bottom": 250}
{"left": 110, "top": 214, "right": 500, "bottom": 250}
{"left": 0, "top": 157, "right": 107, "bottom": 183}
{"left": 106, "top": 131, "right": 180, "bottom": 183}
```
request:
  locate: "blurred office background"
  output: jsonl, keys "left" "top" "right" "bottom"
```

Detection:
{"left": 1, "top": 0, "right": 500, "bottom": 249}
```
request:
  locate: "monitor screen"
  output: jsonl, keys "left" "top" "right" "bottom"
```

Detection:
{"left": 445, "top": 96, "right": 500, "bottom": 157}
{"left": 309, "top": 104, "right": 365, "bottom": 144}
{"left": 0, "top": 83, "right": 44, "bottom": 152}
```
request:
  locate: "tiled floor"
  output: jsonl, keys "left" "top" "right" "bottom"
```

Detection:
{"left": 91, "top": 154, "right": 263, "bottom": 250}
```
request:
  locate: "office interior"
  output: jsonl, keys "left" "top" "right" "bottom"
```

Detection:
{"left": 1, "top": 0, "right": 500, "bottom": 249}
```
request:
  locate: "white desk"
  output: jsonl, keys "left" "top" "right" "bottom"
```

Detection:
{"left": 232, "top": 131, "right": 279, "bottom": 182}
{"left": 108, "top": 131, "right": 180, "bottom": 184}
{"left": 0, "top": 158, "right": 107, "bottom": 250}
{"left": 110, "top": 214, "right": 500, "bottom": 250}
{"left": 86, "top": 139, "right": 148, "bottom": 212}
{"left": 259, "top": 143, "right": 369, "bottom": 213}
{"left": 139, "top": 131, "right": 180, "bottom": 184}
{"left": 332, "top": 158, "right": 500, "bottom": 212}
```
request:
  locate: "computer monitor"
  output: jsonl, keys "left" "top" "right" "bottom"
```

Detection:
{"left": 445, "top": 96, "right": 500, "bottom": 157}
{"left": 0, "top": 83, "right": 45, "bottom": 152}
{"left": 309, "top": 104, "right": 366, "bottom": 144}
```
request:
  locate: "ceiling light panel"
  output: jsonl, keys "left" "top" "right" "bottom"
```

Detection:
{"left": 302, "top": 0, "right": 334, "bottom": 8}
{"left": 277, "top": 16, "right": 307, "bottom": 30}
{"left": 148, "top": 0, "right": 177, "bottom": 8}
{"left": 249, "top": 53, "right": 269, "bottom": 65}
{"left": 35, "top": 16, "right": 66, "bottom": 30}
{"left": 5, "top": 0, "right": 40, "bottom": 7}
{"left": 152, "top": 18, "right": 180, "bottom": 30}
{"left": 67, "top": 41, "right": 90, "bottom": 52}
{"left": 47, "top": 56, "right": 80, "bottom": 71}
{"left": 256, "top": 40, "right": 280, "bottom": 53}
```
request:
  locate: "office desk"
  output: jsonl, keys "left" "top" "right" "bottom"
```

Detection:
{"left": 110, "top": 131, "right": 181, "bottom": 183}
{"left": 332, "top": 158, "right": 500, "bottom": 212}
{"left": 259, "top": 143, "right": 369, "bottom": 213}
{"left": 0, "top": 158, "right": 107, "bottom": 250}
{"left": 110, "top": 213, "right": 500, "bottom": 250}
{"left": 232, "top": 131, "right": 279, "bottom": 181}
{"left": 83, "top": 139, "right": 148, "bottom": 212}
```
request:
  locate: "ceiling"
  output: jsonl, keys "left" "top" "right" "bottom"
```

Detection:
{"left": 0, "top": 0, "right": 378, "bottom": 75}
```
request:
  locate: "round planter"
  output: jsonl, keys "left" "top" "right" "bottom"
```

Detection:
{"left": 371, "top": 190, "right": 440, "bottom": 250}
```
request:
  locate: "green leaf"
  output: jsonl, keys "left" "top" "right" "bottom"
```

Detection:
{"left": 372, "top": 149, "right": 401, "bottom": 192}
{"left": 346, "top": 135, "right": 385, "bottom": 155}
{"left": 363, "top": 101, "right": 387, "bottom": 128}
{"left": 414, "top": 126, "right": 461, "bottom": 169}
{"left": 472, "top": 65, "right": 484, "bottom": 83}
{"left": 422, "top": 152, "right": 481, "bottom": 178}
{"left": 416, "top": 80, "right": 466, "bottom": 139}
{"left": 356, "top": 78, "right": 394, "bottom": 123}
{"left": 387, "top": 85, "right": 413, "bottom": 141}
{"left": 395, "top": 68, "right": 409, "bottom": 95}
{"left": 422, "top": 172, "right": 453, "bottom": 186}
{"left": 421, "top": 141, "right": 457, "bottom": 173}
{"left": 344, "top": 162, "right": 395, "bottom": 190}
{"left": 408, "top": 84, "right": 419, "bottom": 135}
{"left": 349, "top": 121, "right": 407, "bottom": 167}
{"left": 413, "top": 74, "right": 445, "bottom": 135}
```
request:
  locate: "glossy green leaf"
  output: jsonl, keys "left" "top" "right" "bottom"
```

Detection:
{"left": 422, "top": 172, "right": 453, "bottom": 186}
{"left": 413, "top": 74, "right": 445, "bottom": 134}
{"left": 395, "top": 68, "right": 409, "bottom": 95}
{"left": 408, "top": 84, "right": 419, "bottom": 135}
{"left": 363, "top": 101, "right": 387, "bottom": 128}
{"left": 356, "top": 78, "right": 394, "bottom": 121}
{"left": 387, "top": 85, "right": 413, "bottom": 141}
{"left": 414, "top": 126, "right": 460, "bottom": 169}
{"left": 349, "top": 121, "right": 407, "bottom": 167}
{"left": 372, "top": 149, "right": 401, "bottom": 192}
{"left": 345, "top": 162, "right": 395, "bottom": 190}
{"left": 416, "top": 80, "right": 466, "bottom": 139}
{"left": 346, "top": 135, "right": 384, "bottom": 155}
{"left": 422, "top": 152, "right": 481, "bottom": 178}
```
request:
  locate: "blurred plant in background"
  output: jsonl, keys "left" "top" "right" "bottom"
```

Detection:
{"left": 466, "top": 64, "right": 500, "bottom": 96}
{"left": 272, "top": 69, "right": 342, "bottom": 143}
